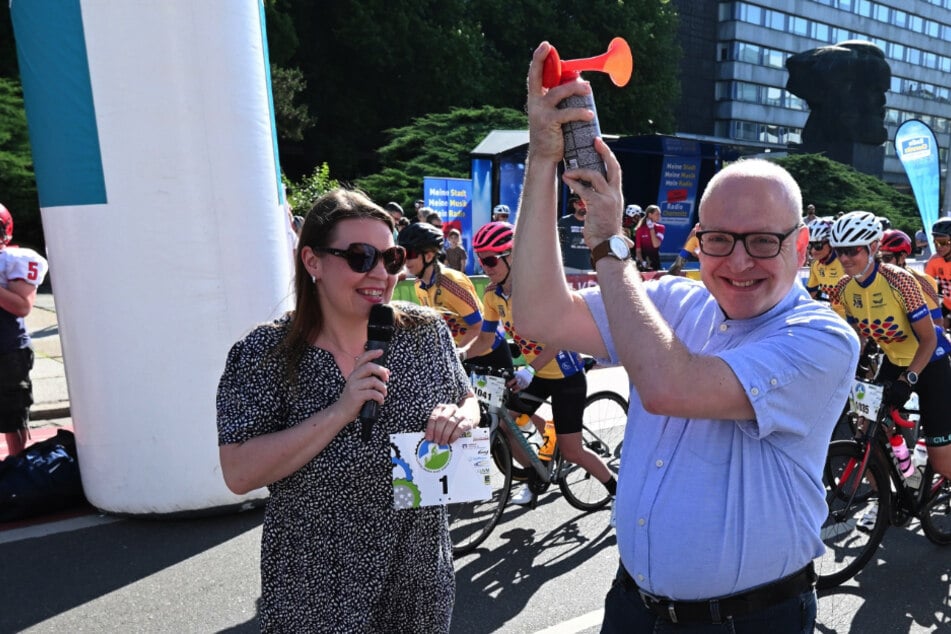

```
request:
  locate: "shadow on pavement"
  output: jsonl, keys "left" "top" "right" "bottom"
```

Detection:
{"left": 1, "top": 509, "right": 264, "bottom": 632}
{"left": 451, "top": 496, "right": 616, "bottom": 633}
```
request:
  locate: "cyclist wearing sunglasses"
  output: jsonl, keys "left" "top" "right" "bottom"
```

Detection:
{"left": 829, "top": 212, "right": 951, "bottom": 482}
{"left": 804, "top": 217, "right": 845, "bottom": 316}
{"left": 217, "top": 189, "right": 478, "bottom": 633}
{"left": 397, "top": 222, "right": 509, "bottom": 367}
{"left": 514, "top": 43, "right": 859, "bottom": 631}
{"left": 925, "top": 217, "right": 951, "bottom": 329}
{"left": 464, "top": 220, "right": 618, "bottom": 506}
{"left": 879, "top": 229, "right": 942, "bottom": 326}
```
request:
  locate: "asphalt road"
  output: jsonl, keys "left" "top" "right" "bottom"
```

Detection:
{"left": 2, "top": 367, "right": 949, "bottom": 633}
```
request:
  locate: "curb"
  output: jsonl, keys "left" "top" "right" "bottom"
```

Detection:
{"left": 30, "top": 404, "right": 71, "bottom": 421}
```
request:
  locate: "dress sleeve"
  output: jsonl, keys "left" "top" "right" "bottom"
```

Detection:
{"left": 216, "top": 332, "right": 286, "bottom": 445}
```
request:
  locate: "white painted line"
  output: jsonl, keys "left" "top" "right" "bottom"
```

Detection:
{"left": 533, "top": 609, "right": 604, "bottom": 634}
{"left": 0, "top": 513, "right": 121, "bottom": 545}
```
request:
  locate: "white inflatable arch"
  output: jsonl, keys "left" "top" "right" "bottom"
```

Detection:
{"left": 11, "top": 0, "right": 289, "bottom": 513}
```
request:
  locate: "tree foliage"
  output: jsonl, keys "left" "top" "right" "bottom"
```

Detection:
{"left": 286, "top": 163, "right": 340, "bottom": 214}
{"left": 356, "top": 106, "right": 527, "bottom": 209}
{"left": 281, "top": 0, "right": 681, "bottom": 181}
{"left": 774, "top": 153, "right": 919, "bottom": 232}
{"left": 0, "top": 78, "right": 41, "bottom": 249}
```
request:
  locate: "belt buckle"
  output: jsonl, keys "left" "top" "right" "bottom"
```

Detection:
{"left": 637, "top": 589, "right": 679, "bottom": 624}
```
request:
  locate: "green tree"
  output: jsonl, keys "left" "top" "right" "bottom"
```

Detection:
{"left": 775, "top": 153, "right": 919, "bottom": 233}
{"left": 286, "top": 163, "right": 340, "bottom": 213}
{"left": 356, "top": 105, "right": 527, "bottom": 209}
{"left": 270, "top": 66, "right": 314, "bottom": 142}
{"left": 0, "top": 77, "right": 41, "bottom": 249}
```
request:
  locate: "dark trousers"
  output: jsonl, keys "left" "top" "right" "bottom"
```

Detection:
{"left": 601, "top": 567, "right": 817, "bottom": 634}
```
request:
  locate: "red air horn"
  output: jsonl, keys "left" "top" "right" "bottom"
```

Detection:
{"left": 542, "top": 37, "right": 633, "bottom": 88}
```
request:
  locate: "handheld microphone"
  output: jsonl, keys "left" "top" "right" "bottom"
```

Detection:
{"left": 359, "top": 303, "right": 395, "bottom": 442}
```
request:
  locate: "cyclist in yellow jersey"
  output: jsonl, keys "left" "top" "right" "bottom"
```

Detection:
{"left": 925, "top": 218, "right": 951, "bottom": 329}
{"left": 829, "top": 212, "right": 951, "bottom": 479}
{"left": 464, "top": 221, "right": 617, "bottom": 505}
{"left": 880, "top": 229, "right": 943, "bottom": 326}
{"left": 398, "top": 222, "right": 512, "bottom": 369}
{"left": 805, "top": 218, "right": 845, "bottom": 318}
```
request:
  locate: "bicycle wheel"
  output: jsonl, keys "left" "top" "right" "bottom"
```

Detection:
{"left": 559, "top": 391, "right": 628, "bottom": 511}
{"left": 815, "top": 440, "right": 890, "bottom": 590}
{"left": 448, "top": 432, "right": 512, "bottom": 556}
{"left": 920, "top": 476, "right": 951, "bottom": 545}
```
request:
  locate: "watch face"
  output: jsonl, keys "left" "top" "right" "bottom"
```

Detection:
{"left": 610, "top": 236, "right": 630, "bottom": 259}
{"left": 907, "top": 371, "right": 918, "bottom": 385}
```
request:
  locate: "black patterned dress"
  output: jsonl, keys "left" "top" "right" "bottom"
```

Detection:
{"left": 217, "top": 303, "right": 470, "bottom": 633}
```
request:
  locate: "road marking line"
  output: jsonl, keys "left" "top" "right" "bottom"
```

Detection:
{"left": 533, "top": 608, "right": 604, "bottom": 634}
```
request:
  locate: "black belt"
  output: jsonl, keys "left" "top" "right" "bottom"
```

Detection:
{"left": 617, "top": 562, "right": 816, "bottom": 625}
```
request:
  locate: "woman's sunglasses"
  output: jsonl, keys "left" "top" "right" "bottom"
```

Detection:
{"left": 314, "top": 243, "right": 406, "bottom": 275}
{"left": 808, "top": 241, "right": 826, "bottom": 251}
{"left": 478, "top": 252, "right": 510, "bottom": 268}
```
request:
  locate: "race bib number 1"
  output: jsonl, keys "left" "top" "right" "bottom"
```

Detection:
{"left": 391, "top": 428, "right": 491, "bottom": 509}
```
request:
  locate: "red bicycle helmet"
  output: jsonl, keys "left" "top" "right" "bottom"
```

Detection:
{"left": 0, "top": 204, "right": 12, "bottom": 246}
{"left": 473, "top": 221, "right": 514, "bottom": 253}
{"left": 879, "top": 229, "right": 912, "bottom": 255}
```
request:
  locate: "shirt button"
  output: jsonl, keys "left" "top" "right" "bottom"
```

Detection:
{"left": 750, "top": 387, "right": 760, "bottom": 396}
{"left": 719, "top": 324, "right": 728, "bottom": 332}
{"left": 638, "top": 574, "right": 646, "bottom": 582}
{"left": 638, "top": 517, "right": 646, "bottom": 526}
{"left": 655, "top": 459, "right": 664, "bottom": 468}
{"left": 770, "top": 378, "right": 778, "bottom": 385}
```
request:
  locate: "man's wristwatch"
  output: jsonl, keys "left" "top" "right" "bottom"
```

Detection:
{"left": 903, "top": 370, "right": 919, "bottom": 385}
{"left": 590, "top": 235, "right": 634, "bottom": 268}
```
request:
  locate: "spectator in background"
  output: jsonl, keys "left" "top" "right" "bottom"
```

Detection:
{"left": 0, "top": 204, "right": 49, "bottom": 457}
{"left": 621, "top": 204, "right": 644, "bottom": 243}
{"left": 413, "top": 199, "right": 426, "bottom": 222}
{"left": 423, "top": 209, "right": 443, "bottom": 229}
{"left": 396, "top": 217, "right": 410, "bottom": 233}
{"left": 445, "top": 228, "right": 467, "bottom": 272}
{"left": 803, "top": 203, "right": 818, "bottom": 225}
{"left": 916, "top": 227, "right": 932, "bottom": 259}
{"left": 384, "top": 201, "right": 404, "bottom": 224}
{"left": 633, "top": 204, "right": 665, "bottom": 271}
{"left": 558, "top": 192, "right": 592, "bottom": 273}
{"left": 492, "top": 204, "right": 511, "bottom": 222}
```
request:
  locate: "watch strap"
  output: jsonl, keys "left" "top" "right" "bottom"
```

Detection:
{"left": 590, "top": 236, "right": 634, "bottom": 268}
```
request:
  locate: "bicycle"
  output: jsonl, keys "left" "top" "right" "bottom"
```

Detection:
{"left": 815, "top": 376, "right": 951, "bottom": 590}
{"left": 447, "top": 362, "right": 628, "bottom": 556}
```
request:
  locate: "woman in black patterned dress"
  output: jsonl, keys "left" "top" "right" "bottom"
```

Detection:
{"left": 216, "top": 189, "right": 479, "bottom": 633}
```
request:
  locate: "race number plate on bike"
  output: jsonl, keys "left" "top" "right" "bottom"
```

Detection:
{"left": 469, "top": 373, "right": 506, "bottom": 410}
{"left": 849, "top": 379, "right": 884, "bottom": 419}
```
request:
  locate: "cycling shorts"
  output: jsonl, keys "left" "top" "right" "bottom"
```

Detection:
{"left": 507, "top": 371, "right": 587, "bottom": 435}
{"left": 879, "top": 355, "right": 951, "bottom": 447}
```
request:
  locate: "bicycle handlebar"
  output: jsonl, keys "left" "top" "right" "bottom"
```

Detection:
{"left": 889, "top": 407, "right": 916, "bottom": 429}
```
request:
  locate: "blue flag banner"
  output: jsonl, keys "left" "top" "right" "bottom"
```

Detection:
{"left": 423, "top": 177, "right": 474, "bottom": 274}
{"left": 895, "top": 120, "right": 940, "bottom": 253}
{"left": 656, "top": 138, "right": 702, "bottom": 257}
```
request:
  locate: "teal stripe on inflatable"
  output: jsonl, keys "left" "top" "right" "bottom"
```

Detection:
{"left": 11, "top": 0, "right": 106, "bottom": 207}
{"left": 258, "top": 0, "right": 283, "bottom": 205}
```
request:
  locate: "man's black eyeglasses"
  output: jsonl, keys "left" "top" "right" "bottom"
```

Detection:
{"left": 314, "top": 243, "right": 406, "bottom": 275}
{"left": 696, "top": 225, "right": 801, "bottom": 259}
{"left": 478, "top": 252, "right": 510, "bottom": 268}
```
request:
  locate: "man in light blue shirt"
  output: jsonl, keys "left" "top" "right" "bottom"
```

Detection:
{"left": 511, "top": 42, "right": 859, "bottom": 632}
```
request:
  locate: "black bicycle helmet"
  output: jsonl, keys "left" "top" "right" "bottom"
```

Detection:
{"left": 397, "top": 222, "right": 444, "bottom": 251}
{"left": 932, "top": 217, "right": 951, "bottom": 238}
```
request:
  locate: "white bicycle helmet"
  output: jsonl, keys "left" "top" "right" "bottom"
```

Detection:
{"left": 806, "top": 217, "right": 833, "bottom": 243}
{"left": 624, "top": 204, "right": 644, "bottom": 219}
{"left": 492, "top": 204, "right": 511, "bottom": 217}
{"left": 830, "top": 211, "right": 882, "bottom": 247}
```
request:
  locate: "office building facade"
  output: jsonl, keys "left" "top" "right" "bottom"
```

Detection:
{"left": 673, "top": 0, "right": 951, "bottom": 189}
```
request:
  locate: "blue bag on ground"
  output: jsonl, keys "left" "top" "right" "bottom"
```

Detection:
{"left": 0, "top": 430, "right": 86, "bottom": 522}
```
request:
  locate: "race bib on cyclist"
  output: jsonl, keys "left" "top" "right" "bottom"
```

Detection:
{"left": 849, "top": 380, "right": 883, "bottom": 418}
{"left": 469, "top": 372, "right": 506, "bottom": 410}
{"left": 390, "top": 428, "right": 491, "bottom": 509}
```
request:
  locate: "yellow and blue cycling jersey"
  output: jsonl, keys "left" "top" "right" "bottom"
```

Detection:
{"left": 481, "top": 283, "right": 585, "bottom": 380}
{"left": 414, "top": 267, "right": 482, "bottom": 346}
{"left": 806, "top": 253, "right": 845, "bottom": 299}
{"left": 830, "top": 263, "right": 949, "bottom": 367}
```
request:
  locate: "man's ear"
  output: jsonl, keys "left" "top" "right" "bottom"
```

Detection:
{"left": 795, "top": 225, "right": 809, "bottom": 266}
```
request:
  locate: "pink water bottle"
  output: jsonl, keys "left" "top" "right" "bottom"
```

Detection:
{"left": 890, "top": 434, "right": 915, "bottom": 478}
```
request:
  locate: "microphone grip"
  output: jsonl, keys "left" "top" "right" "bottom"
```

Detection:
{"left": 359, "top": 339, "right": 390, "bottom": 442}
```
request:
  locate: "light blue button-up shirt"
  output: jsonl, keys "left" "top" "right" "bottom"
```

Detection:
{"left": 583, "top": 276, "right": 859, "bottom": 600}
